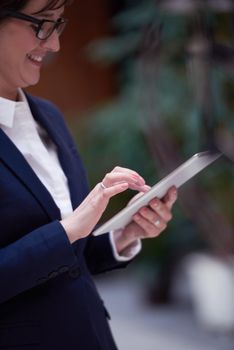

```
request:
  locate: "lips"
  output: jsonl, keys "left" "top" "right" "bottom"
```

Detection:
{"left": 27, "top": 53, "right": 44, "bottom": 66}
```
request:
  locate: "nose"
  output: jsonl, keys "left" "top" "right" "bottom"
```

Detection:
{"left": 40, "top": 30, "right": 60, "bottom": 52}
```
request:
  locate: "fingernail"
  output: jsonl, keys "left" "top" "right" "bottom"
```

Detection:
{"left": 153, "top": 199, "right": 159, "bottom": 206}
{"left": 141, "top": 207, "right": 147, "bottom": 214}
{"left": 140, "top": 185, "right": 150, "bottom": 193}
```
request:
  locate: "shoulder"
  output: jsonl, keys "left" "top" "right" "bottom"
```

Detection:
{"left": 25, "top": 93, "right": 71, "bottom": 134}
{"left": 25, "top": 93, "right": 64, "bottom": 119}
{"left": 25, "top": 92, "right": 77, "bottom": 147}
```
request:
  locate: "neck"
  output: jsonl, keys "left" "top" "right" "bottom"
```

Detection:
{"left": 0, "top": 85, "right": 18, "bottom": 101}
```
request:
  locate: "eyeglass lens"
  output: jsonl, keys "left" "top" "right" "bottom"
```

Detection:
{"left": 38, "top": 20, "right": 66, "bottom": 40}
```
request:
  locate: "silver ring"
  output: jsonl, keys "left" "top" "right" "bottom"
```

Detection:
{"left": 154, "top": 219, "right": 161, "bottom": 228}
{"left": 100, "top": 182, "right": 107, "bottom": 190}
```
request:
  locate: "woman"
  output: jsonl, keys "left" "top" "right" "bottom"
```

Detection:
{"left": 0, "top": 0, "right": 177, "bottom": 349}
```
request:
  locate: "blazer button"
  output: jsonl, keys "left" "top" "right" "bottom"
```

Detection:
{"left": 69, "top": 267, "right": 81, "bottom": 279}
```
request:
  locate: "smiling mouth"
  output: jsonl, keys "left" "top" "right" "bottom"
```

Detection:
{"left": 27, "top": 54, "right": 44, "bottom": 65}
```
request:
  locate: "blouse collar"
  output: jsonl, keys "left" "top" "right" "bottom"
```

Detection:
{"left": 0, "top": 89, "right": 28, "bottom": 128}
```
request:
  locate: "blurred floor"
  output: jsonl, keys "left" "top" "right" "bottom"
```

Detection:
{"left": 95, "top": 269, "right": 234, "bottom": 350}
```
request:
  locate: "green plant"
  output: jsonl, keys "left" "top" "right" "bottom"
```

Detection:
{"left": 71, "top": 0, "right": 234, "bottom": 263}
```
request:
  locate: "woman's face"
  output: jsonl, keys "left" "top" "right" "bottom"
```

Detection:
{"left": 0, "top": 0, "right": 64, "bottom": 100}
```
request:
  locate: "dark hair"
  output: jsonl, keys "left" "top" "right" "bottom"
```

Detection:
{"left": 0, "top": 0, "right": 71, "bottom": 19}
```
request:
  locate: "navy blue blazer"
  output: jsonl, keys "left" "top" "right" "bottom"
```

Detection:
{"left": 0, "top": 93, "right": 126, "bottom": 349}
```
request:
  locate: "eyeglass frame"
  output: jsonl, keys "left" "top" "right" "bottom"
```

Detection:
{"left": 2, "top": 11, "right": 68, "bottom": 40}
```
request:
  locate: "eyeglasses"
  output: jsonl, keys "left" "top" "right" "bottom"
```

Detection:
{"left": 4, "top": 11, "right": 67, "bottom": 40}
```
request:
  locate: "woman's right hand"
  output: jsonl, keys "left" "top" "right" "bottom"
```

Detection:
{"left": 60, "top": 167, "right": 150, "bottom": 243}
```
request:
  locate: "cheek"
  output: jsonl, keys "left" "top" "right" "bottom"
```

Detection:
{"left": 0, "top": 23, "right": 38, "bottom": 58}
{"left": 0, "top": 26, "right": 39, "bottom": 84}
{"left": 0, "top": 47, "right": 16, "bottom": 75}
{"left": 0, "top": 43, "right": 29, "bottom": 87}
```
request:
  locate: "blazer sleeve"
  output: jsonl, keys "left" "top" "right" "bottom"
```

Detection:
{"left": 0, "top": 221, "right": 78, "bottom": 304}
{"left": 84, "top": 233, "right": 129, "bottom": 275}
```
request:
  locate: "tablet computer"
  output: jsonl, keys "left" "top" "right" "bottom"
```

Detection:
{"left": 93, "top": 151, "right": 221, "bottom": 236}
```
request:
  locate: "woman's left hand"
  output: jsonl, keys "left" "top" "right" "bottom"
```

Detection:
{"left": 114, "top": 187, "right": 177, "bottom": 254}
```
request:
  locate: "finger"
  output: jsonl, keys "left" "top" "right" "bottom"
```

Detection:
{"left": 100, "top": 182, "right": 129, "bottom": 198}
{"left": 112, "top": 168, "right": 145, "bottom": 184}
{"left": 148, "top": 198, "right": 173, "bottom": 222}
{"left": 102, "top": 172, "right": 149, "bottom": 193}
{"left": 102, "top": 171, "right": 145, "bottom": 189}
{"left": 127, "top": 187, "right": 151, "bottom": 206}
{"left": 123, "top": 221, "right": 143, "bottom": 237}
{"left": 130, "top": 184, "right": 151, "bottom": 192}
{"left": 162, "top": 186, "right": 177, "bottom": 210}
{"left": 112, "top": 166, "right": 145, "bottom": 183}
{"left": 138, "top": 206, "right": 168, "bottom": 225}
{"left": 133, "top": 213, "right": 166, "bottom": 238}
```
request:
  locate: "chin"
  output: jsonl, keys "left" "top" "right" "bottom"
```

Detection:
{"left": 22, "top": 76, "right": 41, "bottom": 88}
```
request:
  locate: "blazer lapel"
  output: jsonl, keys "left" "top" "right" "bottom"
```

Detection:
{"left": 0, "top": 129, "right": 61, "bottom": 220}
{"left": 26, "top": 94, "right": 86, "bottom": 209}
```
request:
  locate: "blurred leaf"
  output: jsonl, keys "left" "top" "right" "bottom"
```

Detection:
{"left": 86, "top": 33, "right": 141, "bottom": 64}
{"left": 75, "top": 0, "right": 234, "bottom": 263}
